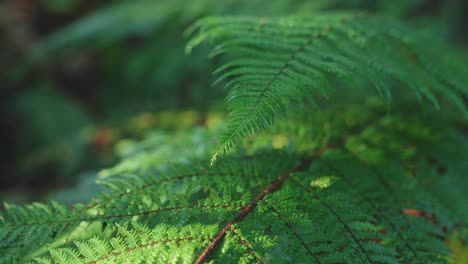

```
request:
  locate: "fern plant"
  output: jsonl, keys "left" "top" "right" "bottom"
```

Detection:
{"left": 2, "top": 12, "right": 468, "bottom": 264}
{"left": 186, "top": 13, "right": 468, "bottom": 162}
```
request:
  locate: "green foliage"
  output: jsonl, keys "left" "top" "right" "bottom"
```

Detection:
{"left": 187, "top": 13, "right": 468, "bottom": 162}
{"left": 1, "top": 101, "right": 467, "bottom": 263}
{"left": 13, "top": 88, "right": 91, "bottom": 145}
{"left": 32, "top": 0, "right": 467, "bottom": 55}
{"left": 12, "top": 88, "right": 94, "bottom": 179}
{"left": 2, "top": 5, "right": 467, "bottom": 264}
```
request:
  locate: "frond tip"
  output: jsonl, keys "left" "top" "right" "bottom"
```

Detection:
{"left": 187, "top": 13, "right": 468, "bottom": 161}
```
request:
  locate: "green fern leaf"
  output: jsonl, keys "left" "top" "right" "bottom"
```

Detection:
{"left": 2, "top": 103, "right": 466, "bottom": 263}
{"left": 186, "top": 13, "right": 468, "bottom": 163}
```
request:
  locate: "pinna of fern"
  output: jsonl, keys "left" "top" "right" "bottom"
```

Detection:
{"left": 1, "top": 102, "right": 467, "bottom": 263}
{"left": 186, "top": 13, "right": 468, "bottom": 163}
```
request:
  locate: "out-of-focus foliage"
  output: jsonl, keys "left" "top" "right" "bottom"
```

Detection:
{"left": 449, "top": 232, "right": 468, "bottom": 264}
{"left": 13, "top": 88, "right": 90, "bottom": 144}
{"left": 32, "top": 0, "right": 468, "bottom": 53}
{"left": 0, "top": 0, "right": 466, "bottom": 195}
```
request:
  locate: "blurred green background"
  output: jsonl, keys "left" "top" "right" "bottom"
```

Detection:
{"left": 0, "top": 0, "right": 466, "bottom": 199}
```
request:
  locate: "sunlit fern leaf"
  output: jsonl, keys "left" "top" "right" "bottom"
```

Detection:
{"left": 186, "top": 13, "right": 468, "bottom": 163}
{"left": 1, "top": 103, "right": 467, "bottom": 263}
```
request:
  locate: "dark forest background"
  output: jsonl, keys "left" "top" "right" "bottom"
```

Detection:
{"left": 0, "top": 0, "right": 467, "bottom": 203}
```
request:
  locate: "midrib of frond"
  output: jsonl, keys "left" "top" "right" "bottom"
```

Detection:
{"left": 229, "top": 226, "right": 264, "bottom": 263}
{"left": 324, "top": 158, "right": 420, "bottom": 259}
{"left": 321, "top": 128, "right": 463, "bottom": 261}
{"left": 211, "top": 14, "right": 361, "bottom": 164}
{"left": 87, "top": 237, "right": 208, "bottom": 264}
{"left": 1, "top": 154, "right": 290, "bottom": 262}
{"left": 4, "top": 109, "right": 465, "bottom": 263}
{"left": 290, "top": 177, "right": 374, "bottom": 263}
{"left": 362, "top": 143, "right": 466, "bottom": 225}
{"left": 262, "top": 200, "right": 322, "bottom": 263}
{"left": 85, "top": 171, "right": 242, "bottom": 210}
{"left": 195, "top": 172, "right": 292, "bottom": 263}
{"left": 4, "top": 203, "right": 243, "bottom": 230}
{"left": 197, "top": 120, "right": 375, "bottom": 263}
{"left": 2, "top": 170, "right": 248, "bottom": 244}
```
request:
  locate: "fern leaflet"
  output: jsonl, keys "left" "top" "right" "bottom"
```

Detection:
{"left": 186, "top": 13, "right": 468, "bottom": 162}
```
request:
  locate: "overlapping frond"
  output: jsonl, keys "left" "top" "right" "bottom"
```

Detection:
{"left": 1, "top": 103, "right": 466, "bottom": 263}
{"left": 187, "top": 13, "right": 468, "bottom": 162}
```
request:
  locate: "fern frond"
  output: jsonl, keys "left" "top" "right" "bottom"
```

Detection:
{"left": 2, "top": 103, "right": 466, "bottom": 263}
{"left": 38, "top": 223, "right": 216, "bottom": 264}
{"left": 187, "top": 13, "right": 468, "bottom": 162}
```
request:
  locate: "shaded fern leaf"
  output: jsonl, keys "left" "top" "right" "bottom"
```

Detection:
{"left": 186, "top": 13, "right": 468, "bottom": 163}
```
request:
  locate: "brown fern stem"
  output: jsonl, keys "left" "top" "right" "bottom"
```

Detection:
{"left": 194, "top": 144, "right": 333, "bottom": 264}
